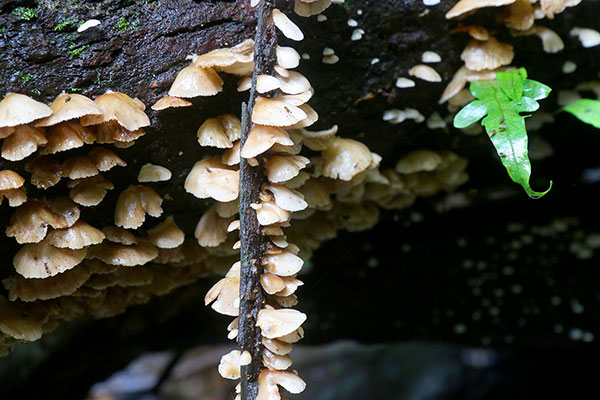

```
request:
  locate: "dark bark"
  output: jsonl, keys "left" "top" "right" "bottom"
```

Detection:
{"left": 238, "top": 1, "right": 277, "bottom": 397}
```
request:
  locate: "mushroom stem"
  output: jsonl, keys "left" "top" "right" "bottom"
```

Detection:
{"left": 238, "top": 2, "right": 277, "bottom": 399}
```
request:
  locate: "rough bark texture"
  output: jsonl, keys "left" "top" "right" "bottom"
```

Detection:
{"left": 1, "top": 0, "right": 600, "bottom": 398}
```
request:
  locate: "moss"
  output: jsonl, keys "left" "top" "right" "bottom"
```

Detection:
{"left": 67, "top": 44, "right": 89, "bottom": 59}
{"left": 54, "top": 17, "right": 80, "bottom": 31}
{"left": 16, "top": 72, "right": 34, "bottom": 84}
{"left": 114, "top": 15, "right": 139, "bottom": 32}
{"left": 12, "top": 7, "right": 37, "bottom": 21}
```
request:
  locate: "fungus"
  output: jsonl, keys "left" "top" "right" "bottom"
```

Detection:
{"left": 88, "top": 147, "right": 126, "bottom": 171}
{"left": 262, "top": 251, "right": 304, "bottom": 277}
{"left": 205, "top": 275, "right": 240, "bottom": 316}
{"left": 446, "top": 0, "right": 516, "bottom": 19}
{"left": 68, "top": 175, "right": 114, "bottom": 206}
{"left": 0, "top": 170, "right": 26, "bottom": 207}
{"left": 263, "top": 184, "right": 308, "bottom": 212}
{"left": 422, "top": 51, "right": 442, "bottom": 63}
{"left": 498, "top": 0, "right": 534, "bottom": 31}
{"left": 102, "top": 226, "right": 137, "bottom": 245}
{"left": 257, "top": 75, "right": 281, "bottom": 93}
{"left": 87, "top": 241, "right": 158, "bottom": 267}
{"left": 2, "top": 125, "right": 47, "bottom": 161}
{"left": 252, "top": 97, "right": 308, "bottom": 127}
{"left": 570, "top": 27, "right": 600, "bottom": 48}
{"left": 61, "top": 155, "right": 99, "bottom": 179}
{"left": 241, "top": 125, "right": 294, "bottom": 158}
{"left": 35, "top": 93, "right": 101, "bottom": 127}
{"left": 276, "top": 71, "right": 311, "bottom": 95}
{"left": 396, "top": 77, "right": 416, "bottom": 88}
{"left": 93, "top": 121, "right": 145, "bottom": 144}
{"left": 190, "top": 39, "right": 254, "bottom": 76}
{"left": 276, "top": 46, "right": 301, "bottom": 69}
{"left": 512, "top": 26, "right": 564, "bottom": 53}
{"left": 300, "top": 125, "right": 337, "bottom": 151}
{"left": 261, "top": 273, "right": 287, "bottom": 294}
{"left": 265, "top": 155, "right": 310, "bottom": 183}
{"left": 0, "top": 296, "right": 43, "bottom": 341}
{"left": 262, "top": 348, "right": 293, "bottom": 370}
{"left": 0, "top": 93, "right": 52, "bottom": 128}
{"left": 273, "top": 9, "right": 304, "bottom": 41}
{"left": 461, "top": 37, "right": 514, "bottom": 71}
{"left": 539, "top": 0, "right": 582, "bottom": 19}
{"left": 408, "top": 64, "right": 442, "bottom": 82}
{"left": 218, "top": 350, "right": 242, "bottom": 380}
{"left": 6, "top": 200, "right": 73, "bottom": 243}
{"left": 168, "top": 65, "right": 224, "bottom": 98}
{"left": 322, "top": 137, "right": 372, "bottom": 181}
{"left": 451, "top": 24, "right": 490, "bottom": 40}
{"left": 184, "top": 157, "right": 239, "bottom": 202}
{"left": 294, "top": 0, "right": 332, "bottom": 17}
{"left": 150, "top": 96, "right": 192, "bottom": 111}
{"left": 147, "top": 216, "right": 185, "bottom": 249}
{"left": 81, "top": 92, "right": 151, "bottom": 131}
{"left": 251, "top": 202, "right": 290, "bottom": 226}
{"left": 396, "top": 150, "right": 443, "bottom": 174}
{"left": 195, "top": 205, "right": 232, "bottom": 247}
{"left": 4, "top": 265, "right": 92, "bottom": 302}
{"left": 14, "top": 240, "right": 87, "bottom": 278}
{"left": 196, "top": 117, "right": 233, "bottom": 148}
{"left": 46, "top": 221, "right": 105, "bottom": 249}
{"left": 256, "top": 308, "right": 307, "bottom": 339}
{"left": 114, "top": 185, "right": 163, "bottom": 229}
{"left": 137, "top": 164, "right": 172, "bottom": 182}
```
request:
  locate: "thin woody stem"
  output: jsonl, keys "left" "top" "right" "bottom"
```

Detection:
{"left": 238, "top": 1, "right": 277, "bottom": 399}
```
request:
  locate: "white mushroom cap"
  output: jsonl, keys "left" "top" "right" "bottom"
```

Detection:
{"left": 264, "top": 155, "right": 310, "bottom": 183}
{"left": 147, "top": 216, "right": 185, "bottom": 249}
{"left": 68, "top": 175, "right": 114, "bottom": 206}
{"left": 276, "top": 71, "right": 311, "bottom": 95}
{"left": 61, "top": 155, "right": 99, "bottom": 179}
{"left": 256, "top": 308, "right": 307, "bottom": 339}
{"left": 241, "top": 125, "right": 294, "bottom": 159}
{"left": 294, "top": 0, "right": 332, "bottom": 17}
{"left": 80, "top": 92, "right": 151, "bottom": 131}
{"left": 276, "top": 276, "right": 304, "bottom": 297}
{"left": 137, "top": 164, "right": 172, "bottom": 182}
{"left": 150, "top": 96, "right": 192, "bottom": 111}
{"left": 263, "top": 348, "right": 293, "bottom": 371}
{"left": 408, "top": 64, "right": 442, "bottom": 82}
{"left": 446, "top": 0, "right": 516, "bottom": 19}
{"left": 184, "top": 157, "right": 239, "bottom": 202}
{"left": 257, "top": 75, "right": 282, "bottom": 93}
{"left": 218, "top": 350, "right": 242, "bottom": 380}
{"left": 46, "top": 221, "right": 105, "bottom": 249}
{"left": 88, "top": 146, "right": 127, "bottom": 172}
{"left": 276, "top": 46, "right": 301, "bottom": 69}
{"left": 204, "top": 276, "right": 239, "bottom": 316}
{"left": 499, "top": 0, "right": 534, "bottom": 31}
{"left": 6, "top": 200, "right": 74, "bottom": 243}
{"left": 196, "top": 117, "right": 233, "bottom": 148}
{"left": 1, "top": 125, "right": 47, "bottom": 161}
{"left": 263, "top": 184, "right": 308, "bottom": 212}
{"left": 0, "top": 170, "right": 25, "bottom": 191}
{"left": 322, "top": 137, "right": 373, "bottom": 181}
{"left": 14, "top": 241, "right": 87, "bottom": 278}
{"left": 190, "top": 39, "right": 254, "bottom": 74}
{"left": 278, "top": 90, "right": 313, "bottom": 106}
{"left": 273, "top": 9, "right": 304, "bottom": 41}
{"left": 195, "top": 205, "right": 232, "bottom": 247}
{"left": 0, "top": 188, "right": 27, "bottom": 207}
{"left": 168, "top": 65, "right": 224, "bottom": 98}
{"left": 35, "top": 93, "right": 102, "bottom": 127}
{"left": 251, "top": 202, "right": 290, "bottom": 226}
{"left": 0, "top": 93, "right": 52, "bottom": 128}
{"left": 216, "top": 199, "right": 239, "bottom": 218}
{"left": 540, "top": 0, "right": 582, "bottom": 19}
{"left": 251, "top": 97, "right": 308, "bottom": 127}
{"left": 262, "top": 251, "right": 304, "bottom": 276}
{"left": 288, "top": 104, "right": 318, "bottom": 129}
{"left": 87, "top": 241, "right": 158, "bottom": 266}
{"left": 396, "top": 150, "right": 443, "bottom": 174}
{"left": 40, "top": 122, "right": 92, "bottom": 155}
{"left": 222, "top": 141, "right": 241, "bottom": 166}
{"left": 422, "top": 51, "right": 442, "bottom": 63}
{"left": 262, "top": 337, "right": 293, "bottom": 355}
{"left": 570, "top": 27, "right": 600, "bottom": 48}
{"left": 261, "top": 273, "right": 287, "bottom": 294}
{"left": 114, "top": 185, "right": 164, "bottom": 229}
{"left": 300, "top": 125, "right": 337, "bottom": 151}
{"left": 102, "top": 226, "right": 137, "bottom": 245}
{"left": 461, "top": 37, "right": 514, "bottom": 71}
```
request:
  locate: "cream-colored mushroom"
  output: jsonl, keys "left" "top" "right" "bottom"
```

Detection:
{"left": 35, "top": 93, "right": 102, "bottom": 127}
{"left": 294, "top": 0, "right": 332, "bottom": 17}
{"left": 168, "top": 65, "right": 224, "bottom": 98}
{"left": 446, "top": 0, "right": 516, "bottom": 19}
{"left": 256, "top": 308, "right": 307, "bottom": 339}
{"left": 137, "top": 164, "right": 172, "bottom": 182}
{"left": 322, "top": 137, "right": 373, "bottom": 181}
{"left": 114, "top": 185, "right": 163, "bottom": 229}
{"left": 195, "top": 205, "right": 232, "bottom": 247}
{"left": 46, "top": 221, "right": 105, "bottom": 249}
{"left": 262, "top": 251, "right": 304, "bottom": 276}
{"left": 14, "top": 240, "right": 87, "bottom": 279}
{"left": 147, "top": 216, "right": 185, "bottom": 249}
{"left": 1, "top": 125, "right": 47, "bottom": 161}
{"left": 273, "top": 8, "right": 304, "bottom": 41}
{"left": 81, "top": 91, "right": 151, "bottom": 131}
{"left": 150, "top": 96, "right": 192, "bottom": 111}
{"left": 184, "top": 157, "right": 239, "bottom": 202}
{"left": 461, "top": 37, "right": 514, "bottom": 71}
{"left": 251, "top": 97, "right": 308, "bottom": 127}
{"left": 0, "top": 93, "right": 52, "bottom": 128}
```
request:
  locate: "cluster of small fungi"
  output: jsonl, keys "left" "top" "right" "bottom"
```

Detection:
{"left": 0, "top": 0, "right": 472, "bottom": 372}
{"left": 149, "top": 1, "right": 470, "bottom": 398}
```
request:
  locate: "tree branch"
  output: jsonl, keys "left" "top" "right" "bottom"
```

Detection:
{"left": 238, "top": 1, "right": 277, "bottom": 399}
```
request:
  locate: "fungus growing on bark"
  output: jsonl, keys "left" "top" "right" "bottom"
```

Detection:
{"left": 114, "top": 185, "right": 163, "bottom": 229}
{"left": 81, "top": 92, "right": 150, "bottom": 132}
{"left": 461, "top": 37, "right": 514, "bottom": 71}
{"left": 35, "top": 93, "right": 101, "bottom": 127}
{"left": 0, "top": 170, "right": 26, "bottom": 207}
{"left": 147, "top": 216, "right": 185, "bottom": 249}
{"left": 0, "top": 93, "right": 52, "bottom": 128}
{"left": 13, "top": 240, "right": 87, "bottom": 279}
{"left": 408, "top": 64, "right": 442, "bottom": 82}
{"left": 168, "top": 65, "right": 224, "bottom": 98}
{"left": 2, "top": 125, "right": 47, "bottom": 161}
{"left": 150, "top": 96, "right": 192, "bottom": 111}
{"left": 137, "top": 164, "right": 172, "bottom": 182}
{"left": 446, "top": 0, "right": 516, "bottom": 19}
{"left": 184, "top": 157, "right": 239, "bottom": 202}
